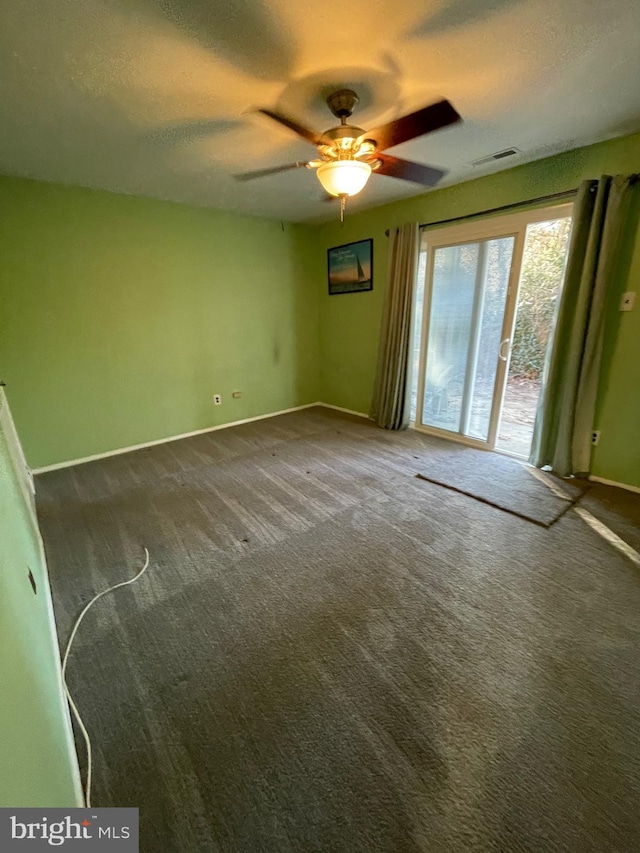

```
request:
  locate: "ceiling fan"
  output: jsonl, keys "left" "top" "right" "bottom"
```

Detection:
{"left": 235, "top": 89, "right": 462, "bottom": 218}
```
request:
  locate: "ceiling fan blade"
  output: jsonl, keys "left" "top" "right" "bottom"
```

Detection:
{"left": 255, "top": 108, "right": 332, "bottom": 147}
{"left": 375, "top": 154, "right": 447, "bottom": 186}
{"left": 234, "top": 162, "right": 310, "bottom": 181}
{"left": 361, "top": 99, "right": 461, "bottom": 152}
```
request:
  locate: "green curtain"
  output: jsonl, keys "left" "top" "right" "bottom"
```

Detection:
{"left": 530, "top": 175, "right": 635, "bottom": 476}
{"left": 371, "top": 223, "right": 419, "bottom": 430}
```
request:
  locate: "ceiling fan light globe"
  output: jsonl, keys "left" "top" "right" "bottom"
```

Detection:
{"left": 316, "top": 160, "right": 372, "bottom": 197}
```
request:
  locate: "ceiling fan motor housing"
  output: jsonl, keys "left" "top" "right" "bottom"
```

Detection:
{"left": 319, "top": 124, "right": 366, "bottom": 156}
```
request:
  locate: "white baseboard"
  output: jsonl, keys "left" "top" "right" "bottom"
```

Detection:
{"left": 33, "top": 402, "right": 324, "bottom": 474}
{"left": 319, "top": 403, "right": 370, "bottom": 419}
{"left": 588, "top": 475, "right": 640, "bottom": 495}
{"left": 31, "top": 408, "right": 640, "bottom": 492}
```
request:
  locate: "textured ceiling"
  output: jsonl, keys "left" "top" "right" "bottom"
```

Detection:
{"left": 1, "top": 0, "right": 639, "bottom": 222}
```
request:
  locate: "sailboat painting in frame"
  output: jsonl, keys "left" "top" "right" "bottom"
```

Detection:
{"left": 327, "top": 239, "right": 373, "bottom": 295}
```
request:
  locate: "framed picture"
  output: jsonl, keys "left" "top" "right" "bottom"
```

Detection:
{"left": 327, "top": 239, "right": 373, "bottom": 295}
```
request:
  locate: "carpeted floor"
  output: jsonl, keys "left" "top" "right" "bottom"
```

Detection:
{"left": 37, "top": 407, "right": 640, "bottom": 852}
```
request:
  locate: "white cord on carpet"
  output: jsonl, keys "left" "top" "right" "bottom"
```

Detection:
{"left": 62, "top": 547, "right": 150, "bottom": 808}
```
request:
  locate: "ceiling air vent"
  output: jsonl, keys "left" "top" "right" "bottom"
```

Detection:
{"left": 471, "top": 148, "right": 521, "bottom": 167}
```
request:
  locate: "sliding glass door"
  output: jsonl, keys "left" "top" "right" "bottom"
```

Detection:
{"left": 413, "top": 205, "right": 573, "bottom": 454}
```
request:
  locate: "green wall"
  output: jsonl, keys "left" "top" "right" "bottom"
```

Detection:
{"left": 314, "top": 132, "right": 640, "bottom": 487}
{"left": 0, "top": 390, "right": 82, "bottom": 806}
{"left": 0, "top": 177, "right": 319, "bottom": 469}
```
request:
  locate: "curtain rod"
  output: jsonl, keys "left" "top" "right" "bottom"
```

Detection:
{"left": 384, "top": 188, "right": 577, "bottom": 237}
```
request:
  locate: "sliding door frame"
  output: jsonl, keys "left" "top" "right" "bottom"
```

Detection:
{"left": 412, "top": 203, "right": 574, "bottom": 452}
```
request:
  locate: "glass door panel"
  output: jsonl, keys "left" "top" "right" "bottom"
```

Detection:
{"left": 496, "top": 217, "right": 572, "bottom": 456}
{"left": 422, "top": 242, "right": 478, "bottom": 432}
{"left": 421, "top": 236, "right": 515, "bottom": 442}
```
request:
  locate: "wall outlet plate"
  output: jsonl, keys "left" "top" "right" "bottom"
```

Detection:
{"left": 591, "top": 430, "right": 601, "bottom": 446}
{"left": 620, "top": 291, "right": 636, "bottom": 311}
{"left": 213, "top": 394, "right": 222, "bottom": 405}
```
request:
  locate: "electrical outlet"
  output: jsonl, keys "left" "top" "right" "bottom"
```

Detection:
{"left": 213, "top": 394, "right": 222, "bottom": 405}
{"left": 620, "top": 291, "right": 636, "bottom": 311}
{"left": 232, "top": 390, "right": 242, "bottom": 399}
{"left": 591, "top": 430, "right": 601, "bottom": 446}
